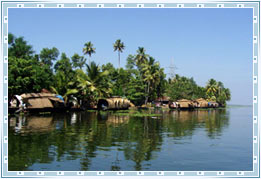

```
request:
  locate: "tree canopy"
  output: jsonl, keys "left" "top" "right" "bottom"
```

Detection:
{"left": 8, "top": 33, "right": 231, "bottom": 106}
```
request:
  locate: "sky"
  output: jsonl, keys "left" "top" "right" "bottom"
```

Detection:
{"left": 8, "top": 8, "right": 253, "bottom": 105}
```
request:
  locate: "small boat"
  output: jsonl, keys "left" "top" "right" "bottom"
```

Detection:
{"left": 8, "top": 93, "right": 67, "bottom": 114}
{"left": 97, "top": 97, "right": 132, "bottom": 111}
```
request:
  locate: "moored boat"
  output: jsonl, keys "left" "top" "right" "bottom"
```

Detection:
{"left": 97, "top": 96, "right": 133, "bottom": 110}
{"left": 8, "top": 93, "right": 67, "bottom": 114}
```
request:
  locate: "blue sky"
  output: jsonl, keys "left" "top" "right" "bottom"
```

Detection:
{"left": 8, "top": 8, "right": 253, "bottom": 105}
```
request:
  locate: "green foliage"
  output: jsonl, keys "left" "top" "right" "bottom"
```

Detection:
{"left": 135, "top": 47, "right": 148, "bottom": 66}
{"left": 54, "top": 53, "right": 75, "bottom": 95}
{"left": 8, "top": 33, "right": 231, "bottom": 107}
{"left": 125, "top": 55, "right": 136, "bottom": 70}
{"left": 101, "top": 63, "right": 117, "bottom": 80}
{"left": 83, "top": 61, "right": 112, "bottom": 100}
{"left": 8, "top": 33, "right": 53, "bottom": 97}
{"left": 205, "top": 79, "right": 231, "bottom": 106}
{"left": 8, "top": 33, "right": 34, "bottom": 59}
{"left": 8, "top": 57, "right": 53, "bottom": 97}
{"left": 101, "top": 62, "right": 146, "bottom": 106}
{"left": 167, "top": 75, "right": 206, "bottom": 101}
{"left": 125, "top": 74, "right": 146, "bottom": 106}
{"left": 40, "top": 47, "right": 59, "bottom": 67}
{"left": 167, "top": 76, "right": 231, "bottom": 106}
{"left": 71, "top": 53, "right": 86, "bottom": 69}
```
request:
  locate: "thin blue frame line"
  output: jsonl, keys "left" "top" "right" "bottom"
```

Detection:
{"left": 1, "top": 175, "right": 49, "bottom": 179}
{"left": 1, "top": 1, "right": 261, "bottom": 3}
{"left": 219, "top": 177, "right": 260, "bottom": 178}
{"left": 257, "top": 3, "right": 259, "bottom": 178}
{"left": 1, "top": 177, "right": 49, "bottom": 178}
{"left": 1, "top": 1, "right": 259, "bottom": 177}
{"left": 254, "top": 2, "right": 259, "bottom": 177}
{"left": 1, "top": 1, "right": 4, "bottom": 178}
{"left": 1, "top": 1, "right": 40, "bottom": 2}
{"left": 218, "top": 1, "right": 260, "bottom": 2}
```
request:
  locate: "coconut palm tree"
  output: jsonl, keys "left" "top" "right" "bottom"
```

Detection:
{"left": 135, "top": 47, "right": 148, "bottom": 67}
{"left": 216, "top": 84, "right": 231, "bottom": 106}
{"left": 113, "top": 39, "right": 125, "bottom": 68}
{"left": 141, "top": 57, "right": 161, "bottom": 104}
{"left": 83, "top": 41, "right": 96, "bottom": 65}
{"left": 217, "top": 81, "right": 224, "bottom": 96}
{"left": 71, "top": 53, "right": 86, "bottom": 69}
{"left": 66, "top": 63, "right": 112, "bottom": 106}
{"left": 224, "top": 88, "right": 231, "bottom": 101}
{"left": 206, "top": 79, "right": 218, "bottom": 100}
{"left": 86, "top": 61, "right": 112, "bottom": 98}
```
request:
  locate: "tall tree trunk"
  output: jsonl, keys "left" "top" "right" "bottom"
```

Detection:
{"left": 145, "top": 81, "right": 150, "bottom": 105}
{"left": 118, "top": 51, "right": 120, "bottom": 68}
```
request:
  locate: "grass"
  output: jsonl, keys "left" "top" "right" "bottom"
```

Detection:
{"left": 86, "top": 109, "right": 97, "bottom": 112}
{"left": 99, "top": 111, "right": 108, "bottom": 115}
{"left": 39, "top": 112, "right": 52, "bottom": 115}
{"left": 114, "top": 110, "right": 131, "bottom": 113}
{"left": 113, "top": 109, "right": 138, "bottom": 114}
{"left": 113, "top": 110, "right": 162, "bottom": 117}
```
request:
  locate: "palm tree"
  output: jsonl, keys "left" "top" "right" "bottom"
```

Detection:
{"left": 113, "top": 39, "right": 125, "bottom": 68}
{"left": 67, "top": 63, "right": 112, "bottom": 108}
{"left": 206, "top": 79, "right": 218, "bottom": 100}
{"left": 71, "top": 53, "right": 86, "bottom": 69}
{"left": 217, "top": 81, "right": 224, "bottom": 96}
{"left": 141, "top": 57, "right": 161, "bottom": 104}
{"left": 83, "top": 41, "right": 96, "bottom": 65}
{"left": 86, "top": 61, "right": 112, "bottom": 98}
{"left": 216, "top": 82, "right": 231, "bottom": 106}
{"left": 135, "top": 47, "right": 148, "bottom": 67}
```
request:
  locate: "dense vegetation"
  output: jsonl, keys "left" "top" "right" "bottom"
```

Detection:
{"left": 8, "top": 33, "right": 231, "bottom": 106}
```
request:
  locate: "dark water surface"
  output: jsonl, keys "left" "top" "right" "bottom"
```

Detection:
{"left": 8, "top": 106, "right": 253, "bottom": 171}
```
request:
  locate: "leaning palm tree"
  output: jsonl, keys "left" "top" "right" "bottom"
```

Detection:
{"left": 113, "top": 39, "right": 125, "bottom": 68}
{"left": 83, "top": 41, "right": 96, "bottom": 65}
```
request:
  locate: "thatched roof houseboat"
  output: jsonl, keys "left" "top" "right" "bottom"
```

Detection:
{"left": 176, "top": 99, "right": 195, "bottom": 109}
{"left": 194, "top": 98, "right": 209, "bottom": 108}
{"left": 9, "top": 93, "right": 66, "bottom": 113}
{"left": 22, "top": 93, "right": 65, "bottom": 110}
{"left": 208, "top": 101, "right": 219, "bottom": 108}
{"left": 97, "top": 97, "right": 132, "bottom": 110}
{"left": 169, "top": 98, "right": 220, "bottom": 110}
{"left": 154, "top": 96, "right": 170, "bottom": 107}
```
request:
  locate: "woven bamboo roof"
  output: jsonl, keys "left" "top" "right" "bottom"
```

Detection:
{"left": 177, "top": 99, "right": 193, "bottom": 102}
{"left": 21, "top": 93, "right": 56, "bottom": 99}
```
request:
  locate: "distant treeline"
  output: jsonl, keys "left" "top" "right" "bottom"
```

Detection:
{"left": 8, "top": 33, "right": 231, "bottom": 106}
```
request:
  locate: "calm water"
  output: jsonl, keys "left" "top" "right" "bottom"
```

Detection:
{"left": 8, "top": 106, "right": 253, "bottom": 171}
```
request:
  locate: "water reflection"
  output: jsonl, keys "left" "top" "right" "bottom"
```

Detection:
{"left": 162, "top": 109, "right": 229, "bottom": 139}
{"left": 9, "top": 115, "right": 54, "bottom": 134}
{"left": 8, "top": 109, "right": 230, "bottom": 171}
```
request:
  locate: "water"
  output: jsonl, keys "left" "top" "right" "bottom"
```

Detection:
{"left": 8, "top": 106, "right": 253, "bottom": 171}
